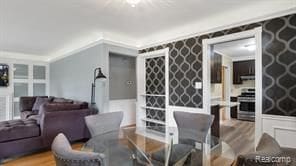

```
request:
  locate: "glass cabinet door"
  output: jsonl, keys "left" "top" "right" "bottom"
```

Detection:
{"left": 13, "top": 64, "right": 29, "bottom": 79}
{"left": 12, "top": 64, "right": 47, "bottom": 119}
{"left": 14, "top": 83, "right": 29, "bottom": 97}
{"left": 33, "top": 83, "right": 46, "bottom": 96}
{"left": 13, "top": 102, "right": 20, "bottom": 118}
{"left": 33, "top": 65, "right": 46, "bottom": 80}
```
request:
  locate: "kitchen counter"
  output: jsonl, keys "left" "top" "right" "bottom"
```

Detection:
{"left": 211, "top": 101, "right": 239, "bottom": 107}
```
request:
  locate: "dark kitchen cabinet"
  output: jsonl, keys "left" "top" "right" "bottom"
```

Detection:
{"left": 233, "top": 60, "right": 255, "bottom": 84}
{"left": 230, "top": 97, "right": 238, "bottom": 119}
{"left": 211, "top": 105, "right": 220, "bottom": 138}
{"left": 211, "top": 52, "right": 222, "bottom": 83}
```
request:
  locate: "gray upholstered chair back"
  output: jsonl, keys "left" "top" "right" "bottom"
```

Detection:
{"left": 51, "top": 133, "right": 104, "bottom": 166}
{"left": 85, "top": 111, "right": 123, "bottom": 137}
{"left": 174, "top": 111, "right": 214, "bottom": 144}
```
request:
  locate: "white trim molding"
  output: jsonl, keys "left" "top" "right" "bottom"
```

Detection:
{"left": 262, "top": 115, "right": 296, "bottom": 148}
{"left": 0, "top": 51, "right": 48, "bottom": 62}
{"left": 202, "top": 27, "right": 263, "bottom": 147}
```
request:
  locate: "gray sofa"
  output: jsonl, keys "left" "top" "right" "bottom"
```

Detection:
{"left": 0, "top": 96, "right": 96, "bottom": 159}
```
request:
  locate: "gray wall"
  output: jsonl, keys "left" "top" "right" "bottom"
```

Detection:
{"left": 109, "top": 53, "right": 136, "bottom": 100}
{"left": 50, "top": 43, "right": 137, "bottom": 112}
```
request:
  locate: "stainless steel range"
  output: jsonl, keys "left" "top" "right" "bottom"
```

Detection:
{"left": 238, "top": 88, "right": 255, "bottom": 121}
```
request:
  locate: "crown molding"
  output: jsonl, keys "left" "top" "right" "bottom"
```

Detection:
{"left": 138, "top": 7, "right": 296, "bottom": 49}
{"left": 0, "top": 51, "right": 49, "bottom": 62}
{"left": 48, "top": 35, "right": 138, "bottom": 63}
{"left": 1, "top": 8, "right": 294, "bottom": 63}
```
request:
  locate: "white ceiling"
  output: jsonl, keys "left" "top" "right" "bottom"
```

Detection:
{"left": 214, "top": 38, "right": 255, "bottom": 59}
{"left": 0, "top": 0, "right": 295, "bottom": 61}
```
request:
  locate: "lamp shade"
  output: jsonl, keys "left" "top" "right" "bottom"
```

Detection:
{"left": 95, "top": 68, "right": 106, "bottom": 80}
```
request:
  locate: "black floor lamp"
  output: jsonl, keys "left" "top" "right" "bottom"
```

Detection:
{"left": 91, "top": 67, "right": 106, "bottom": 111}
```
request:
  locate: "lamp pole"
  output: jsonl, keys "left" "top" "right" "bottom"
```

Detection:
{"left": 91, "top": 67, "right": 106, "bottom": 112}
{"left": 91, "top": 68, "right": 100, "bottom": 104}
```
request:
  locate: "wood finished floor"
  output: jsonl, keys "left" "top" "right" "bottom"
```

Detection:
{"left": 2, "top": 119, "right": 254, "bottom": 166}
{"left": 211, "top": 119, "right": 255, "bottom": 166}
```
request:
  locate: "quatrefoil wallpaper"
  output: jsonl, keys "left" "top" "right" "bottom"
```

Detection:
{"left": 140, "top": 14, "right": 296, "bottom": 117}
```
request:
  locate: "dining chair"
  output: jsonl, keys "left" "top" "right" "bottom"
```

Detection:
{"left": 174, "top": 111, "right": 214, "bottom": 146}
{"left": 85, "top": 111, "right": 123, "bottom": 137}
{"left": 233, "top": 133, "right": 296, "bottom": 166}
{"left": 51, "top": 133, "right": 105, "bottom": 166}
{"left": 151, "top": 111, "right": 214, "bottom": 166}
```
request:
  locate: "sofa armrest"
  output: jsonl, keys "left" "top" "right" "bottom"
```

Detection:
{"left": 40, "top": 109, "right": 93, "bottom": 145}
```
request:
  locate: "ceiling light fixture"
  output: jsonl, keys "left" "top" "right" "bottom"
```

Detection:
{"left": 244, "top": 44, "right": 256, "bottom": 51}
{"left": 126, "top": 0, "right": 141, "bottom": 7}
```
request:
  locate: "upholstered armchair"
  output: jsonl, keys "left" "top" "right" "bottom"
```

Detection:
{"left": 51, "top": 133, "right": 105, "bottom": 166}
{"left": 151, "top": 111, "right": 214, "bottom": 166}
{"left": 234, "top": 133, "right": 296, "bottom": 166}
{"left": 84, "top": 111, "right": 123, "bottom": 137}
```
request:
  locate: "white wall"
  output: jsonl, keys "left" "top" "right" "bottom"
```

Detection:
{"left": 50, "top": 42, "right": 138, "bottom": 125}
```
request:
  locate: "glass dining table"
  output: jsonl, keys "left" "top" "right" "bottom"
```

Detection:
{"left": 82, "top": 127, "right": 235, "bottom": 166}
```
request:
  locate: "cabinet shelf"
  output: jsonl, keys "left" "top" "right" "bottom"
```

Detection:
{"left": 141, "top": 94, "right": 165, "bottom": 97}
{"left": 141, "top": 118, "right": 165, "bottom": 125}
{"left": 141, "top": 106, "right": 166, "bottom": 111}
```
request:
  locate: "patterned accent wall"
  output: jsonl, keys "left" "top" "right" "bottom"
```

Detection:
{"left": 145, "top": 56, "right": 166, "bottom": 132}
{"left": 140, "top": 14, "right": 296, "bottom": 117}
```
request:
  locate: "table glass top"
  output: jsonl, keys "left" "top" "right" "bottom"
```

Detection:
{"left": 82, "top": 127, "right": 235, "bottom": 166}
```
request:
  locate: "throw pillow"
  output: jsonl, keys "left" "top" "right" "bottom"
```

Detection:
{"left": 32, "top": 97, "right": 51, "bottom": 113}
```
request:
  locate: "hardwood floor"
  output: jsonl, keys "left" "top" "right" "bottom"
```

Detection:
{"left": 2, "top": 120, "right": 254, "bottom": 166}
{"left": 2, "top": 144, "right": 83, "bottom": 166}
{"left": 211, "top": 118, "right": 255, "bottom": 166}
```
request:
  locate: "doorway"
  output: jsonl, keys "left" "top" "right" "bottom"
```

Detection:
{"left": 202, "top": 27, "right": 262, "bottom": 163}
{"left": 109, "top": 52, "right": 137, "bottom": 127}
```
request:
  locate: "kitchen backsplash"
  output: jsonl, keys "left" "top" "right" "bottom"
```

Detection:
{"left": 232, "top": 80, "right": 255, "bottom": 97}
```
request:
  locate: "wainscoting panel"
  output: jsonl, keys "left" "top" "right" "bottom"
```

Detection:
{"left": 109, "top": 99, "right": 136, "bottom": 127}
{"left": 262, "top": 115, "right": 296, "bottom": 148}
{"left": 0, "top": 94, "right": 12, "bottom": 121}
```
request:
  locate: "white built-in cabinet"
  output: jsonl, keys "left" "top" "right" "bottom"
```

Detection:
{"left": 12, "top": 63, "right": 49, "bottom": 118}
{"left": 136, "top": 48, "right": 170, "bottom": 142}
